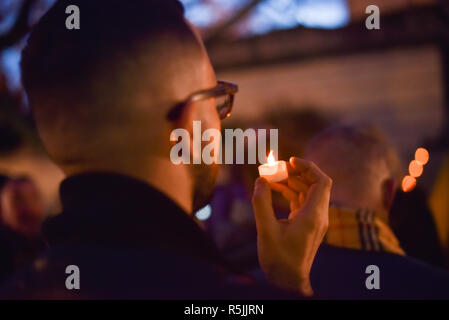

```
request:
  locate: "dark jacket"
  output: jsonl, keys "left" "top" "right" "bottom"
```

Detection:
{"left": 0, "top": 225, "right": 44, "bottom": 285}
{"left": 0, "top": 173, "right": 297, "bottom": 299}
{"left": 311, "top": 244, "right": 449, "bottom": 299}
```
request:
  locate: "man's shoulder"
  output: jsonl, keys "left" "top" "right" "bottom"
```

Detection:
{"left": 0, "top": 244, "right": 221, "bottom": 299}
{"left": 0, "top": 245, "right": 298, "bottom": 300}
{"left": 312, "top": 244, "right": 449, "bottom": 299}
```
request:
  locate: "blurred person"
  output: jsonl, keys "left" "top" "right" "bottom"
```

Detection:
{"left": 429, "top": 152, "right": 449, "bottom": 267}
{"left": 298, "top": 124, "right": 449, "bottom": 299}
{"left": 207, "top": 120, "right": 271, "bottom": 273}
{"left": 0, "top": 73, "right": 29, "bottom": 154}
{"left": 0, "top": 176, "right": 45, "bottom": 285}
{"left": 0, "top": 0, "right": 331, "bottom": 299}
{"left": 1, "top": 177, "right": 45, "bottom": 237}
{"left": 267, "top": 109, "right": 332, "bottom": 162}
{"left": 0, "top": 173, "right": 12, "bottom": 283}
{"left": 390, "top": 185, "right": 445, "bottom": 268}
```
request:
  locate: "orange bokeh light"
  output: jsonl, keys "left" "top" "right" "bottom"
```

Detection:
{"left": 409, "top": 160, "right": 423, "bottom": 177}
{"left": 402, "top": 175, "right": 416, "bottom": 192}
{"left": 415, "top": 147, "right": 429, "bottom": 165}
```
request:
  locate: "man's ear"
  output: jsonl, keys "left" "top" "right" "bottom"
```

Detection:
{"left": 382, "top": 178, "right": 397, "bottom": 210}
{"left": 170, "top": 102, "right": 195, "bottom": 136}
{"left": 168, "top": 102, "right": 199, "bottom": 164}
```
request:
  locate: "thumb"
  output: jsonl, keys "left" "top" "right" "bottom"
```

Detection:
{"left": 252, "top": 177, "right": 277, "bottom": 234}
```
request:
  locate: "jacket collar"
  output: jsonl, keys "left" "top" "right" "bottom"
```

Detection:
{"left": 43, "top": 172, "right": 222, "bottom": 265}
{"left": 325, "top": 206, "right": 405, "bottom": 256}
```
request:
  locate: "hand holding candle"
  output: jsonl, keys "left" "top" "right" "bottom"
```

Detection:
{"left": 252, "top": 157, "right": 332, "bottom": 296}
{"left": 258, "top": 151, "right": 288, "bottom": 183}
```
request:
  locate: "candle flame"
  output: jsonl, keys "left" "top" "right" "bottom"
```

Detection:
{"left": 267, "top": 150, "right": 276, "bottom": 166}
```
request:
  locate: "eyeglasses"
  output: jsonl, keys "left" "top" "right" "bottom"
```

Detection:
{"left": 166, "top": 80, "right": 238, "bottom": 121}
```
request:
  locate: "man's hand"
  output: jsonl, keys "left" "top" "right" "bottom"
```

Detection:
{"left": 252, "top": 157, "right": 332, "bottom": 296}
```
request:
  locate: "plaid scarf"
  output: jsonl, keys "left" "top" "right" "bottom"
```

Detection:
{"left": 325, "top": 206, "right": 405, "bottom": 256}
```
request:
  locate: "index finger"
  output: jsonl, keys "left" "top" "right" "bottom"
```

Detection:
{"left": 289, "top": 157, "right": 331, "bottom": 187}
{"left": 289, "top": 157, "right": 332, "bottom": 217}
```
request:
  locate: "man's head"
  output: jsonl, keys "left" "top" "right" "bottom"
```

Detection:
{"left": 304, "top": 124, "right": 402, "bottom": 223}
{"left": 22, "top": 0, "right": 222, "bottom": 212}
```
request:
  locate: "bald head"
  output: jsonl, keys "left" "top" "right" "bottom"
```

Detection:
{"left": 22, "top": 0, "right": 216, "bottom": 167}
{"left": 305, "top": 125, "right": 401, "bottom": 218}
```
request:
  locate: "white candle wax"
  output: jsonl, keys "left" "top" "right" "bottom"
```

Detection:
{"left": 258, "top": 151, "right": 288, "bottom": 183}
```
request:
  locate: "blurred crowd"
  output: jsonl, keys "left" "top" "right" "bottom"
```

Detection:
{"left": 1, "top": 79, "right": 449, "bottom": 296}
{"left": 206, "top": 112, "right": 449, "bottom": 275}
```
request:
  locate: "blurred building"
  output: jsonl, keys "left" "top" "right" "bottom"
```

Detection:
{"left": 347, "top": 0, "right": 436, "bottom": 20}
{"left": 205, "top": 1, "right": 447, "bottom": 161}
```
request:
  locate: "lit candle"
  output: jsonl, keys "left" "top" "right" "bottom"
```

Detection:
{"left": 258, "top": 151, "right": 288, "bottom": 183}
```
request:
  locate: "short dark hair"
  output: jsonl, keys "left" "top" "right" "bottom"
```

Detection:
{"left": 22, "top": 0, "right": 189, "bottom": 108}
{"left": 305, "top": 124, "right": 402, "bottom": 183}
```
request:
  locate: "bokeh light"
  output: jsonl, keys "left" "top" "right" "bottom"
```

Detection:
{"left": 402, "top": 175, "right": 417, "bottom": 193}
{"left": 415, "top": 147, "right": 429, "bottom": 165}
{"left": 409, "top": 160, "right": 424, "bottom": 178}
{"left": 195, "top": 204, "right": 212, "bottom": 221}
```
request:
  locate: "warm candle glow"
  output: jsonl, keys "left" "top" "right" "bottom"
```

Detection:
{"left": 267, "top": 150, "right": 276, "bottom": 166}
{"left": 258, "top": 150, "right": 288, "bottom": 183}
